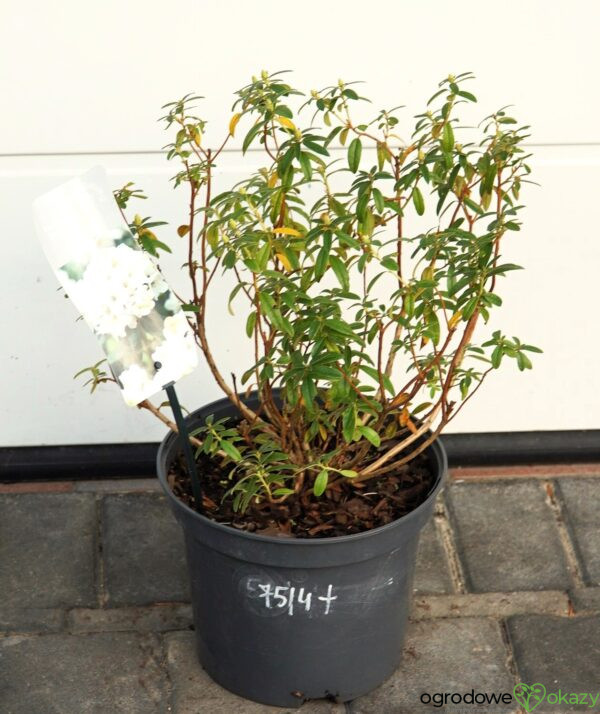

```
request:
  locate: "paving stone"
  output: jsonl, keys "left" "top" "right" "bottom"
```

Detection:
{"left": 412, "top": 590, "right": 569, "bottom": 620}
{"left": 413, "top": 520, "right": 453, "bottom": 594}
{"left": 507, "top": 615, "right": 600, "bottom": 713}
{"left": 165, "top": 631, "right": 345, "bottom": 713}
{"left": 556, "top": 478, "right": 600, "bottom": 585}
{"left": 103, "top": 494, "right": 190, "bottom": 606}
{"left": 0, "top": 632, "right": 168, "bottom": 713}
{"left": 569, "top": 587, "right": 600, "bottom": 613}
{"left": 0, "top": 493, "right": 96, "bottom": 608}
{"left": 447, "top": 481, "right": 570, "bottom": 592}
{"left": 69, "top": 603, "right": 192, "bottom": 633}
{"left": 352, "top": 618, "right": 517, "bottom": 713}
{"left": 0, "top": 608, "right": 66, "bottom": 634}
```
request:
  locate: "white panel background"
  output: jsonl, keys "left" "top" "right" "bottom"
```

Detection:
{"left": 1, "top": 0, "right": 598, "bottom": 445}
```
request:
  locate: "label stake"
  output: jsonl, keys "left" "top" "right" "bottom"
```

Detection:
{"left": 163, "top": 379, "right": 204, "bottom": 514}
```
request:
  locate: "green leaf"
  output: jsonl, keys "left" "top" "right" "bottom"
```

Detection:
{"left": 441, "top": 122, "right": 454, "bottom": 152}
{"left": 339, "top": 469, "right": 358, "bottom": 478}
{"left": 245, "top": 312, "right": 256, "bottom": 338}
{"left": 424, "top": 308, "right": 440, "bottom": 345}
{"left": 303, "top": 139, "right": 329, "bottom": 156}
{"left": 272, "top": 488, "right": 295, "bottom": 497}
{"left": 242, "top": 122, "right": 263, "bottom": 153}
{"left": 412, "top": 186, "right": 425, "bottom": 216}
{"left": 464, "top": 197, "right": 484, "bottom": 215}
{"left": 348, "top": 137, "right": 362, "bottom": 173}
{"left": 487, "top": 263, "right": 523, "bottom": 276}
{"left": 325, "top": 318, "right": 359, "bottom": 340}
{"left": 342, "top": 407, "right": 356, "bottom": 442}
{"left": 457, "top": 90, "right": 477, "bottom": 102}
{"left": 359, "top": 364, "right": 394, "bottom": 394}
{"left": 315, "top": 233, "right": 332, "bottom": 280}
{"left": 313, "top": 469, "right": 329, "bottom": 497}
{"left": 259, "top": 292, "right": 293, "bottom": 336}
{"left": 301, "top": 378, "right": 317, "bottom": 410}
{"left": 357, "top": 425, "right": 381, "bottom": 447}
{"left": 299, "top": 152, "right": 313, "bottom": 181}
{"left": 381, "top": 256, "right": 399, "bottom": 272}
{"left": 372, "top": 187, "right": 385, "bottom": 213}
{"left": 491, "top": 346, "right": 503, "bottom": 368}
{"left": 255, "top": 241, "right": 270, "bottom": 271}
{"left": 517, "top": 352, "right": 533, "bottom": 371}
{"left": 329, "top": 255, "right": 350, "bottom": 291}
{"left": 221, "top": 441, "right": 242, "bottom": 462}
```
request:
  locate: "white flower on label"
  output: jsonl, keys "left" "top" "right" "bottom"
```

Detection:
{"left": 119, "top": 364, "right": 154, "bottom": 406}
{"left": 162, "top": 291, "right": 180, "bottom": 314}
{"left": 61, "top": 244, "right": 158, "bottom": 337}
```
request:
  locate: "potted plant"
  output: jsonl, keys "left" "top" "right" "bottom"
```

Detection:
{"left": 73, "top": 71, "right": 539, "bottom": 707}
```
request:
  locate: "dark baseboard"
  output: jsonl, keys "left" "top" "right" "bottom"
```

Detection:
{"left": 1, "top": 430, "right": 599, "bottom": 482}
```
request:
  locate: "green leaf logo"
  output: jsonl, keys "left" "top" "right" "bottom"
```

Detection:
{"left": 513, "top": 683, "right": 546, "bottom": 712}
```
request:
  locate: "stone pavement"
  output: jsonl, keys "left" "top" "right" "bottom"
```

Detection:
{"left": 1, "top": 467, "right": 600, "bottom": 713}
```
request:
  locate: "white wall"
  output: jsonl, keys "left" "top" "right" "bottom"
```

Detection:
{"left": 1, "top": 0, "right": 599, "bottom": 445}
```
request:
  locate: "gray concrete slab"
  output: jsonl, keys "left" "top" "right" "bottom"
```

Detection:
{"left": 557, "top": 478, "right": 600, "bottom": 585}
{"left": 102, "top": 494, "right": 190, "bottom": 606}
{"left": 352, "top": 618, "right": 517, "bottom": 713}
{"left": 569, "top": 587, "right": 600, "bottom": 613}
{"left": 0, "top": 632, "right": 168, "bottom": 714}
{"left": 0, "top": 608, "right": 66, "bottom": 634}
{"left": 447, "top": 481, "right": 570, "bottom": 592}
{"left": 0, "top": 493, "right": 96, "bottom": 608}
{"left": 413, "top": 520, "right": 453, "bottom": 594}
{"left": 508, "top": 614, "right": 600, "bottom": 713}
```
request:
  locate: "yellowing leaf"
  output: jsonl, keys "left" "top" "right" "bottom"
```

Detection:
{"left": 177, "top": 224, "right": 190, "bottom": 238}
{"left": 192, "top": 128, "right": 202, "bottom": 147}
{"left": 406, "top": 418, "right": 418, "bottom": 434}
{"left": 393, "top": 392, "right": 410, "bottom": 406}
{"left": 229, "top": 113, "right": 241, "bottom": 136}
{"left": 276, "top": 252, "right": 293, "bottom": 271}
{"left": 272, "top": 226, "right": 301, "bottom": 236}
{"left": 448, "top": 310, "right": 462, "bottom": 329}
{"left": 268, "top": 172, "right": 278, "bottom": 188}
{"left": 275, "top": 115, "right": 297, "bottom": 131}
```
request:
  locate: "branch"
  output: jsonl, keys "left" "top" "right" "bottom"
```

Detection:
{"left": 355, "top": 403, "right": 442, "bottom": 479}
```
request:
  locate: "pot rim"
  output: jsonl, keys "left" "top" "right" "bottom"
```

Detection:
{"left": 156, "top": 396, "right": 447, "bottom": 548}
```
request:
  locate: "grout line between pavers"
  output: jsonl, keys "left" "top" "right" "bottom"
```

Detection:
{"left": 94, "top": 495, "right": 108, "bottom": 608}
{"left": 434, "top": 494, "right": 468, "bottom": 595}
{"left": 158, "top": 632, "right": 175, "bottom": 714}
{"left": 542, "top": 479, "right": 586, "bottom": 590}
{"left": 498, "top": 619, "right": 523, "bottom": 696}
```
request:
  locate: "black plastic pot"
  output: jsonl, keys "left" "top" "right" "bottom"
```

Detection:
{"left": 157, "top": 394, "right": 447, "bottom": 708}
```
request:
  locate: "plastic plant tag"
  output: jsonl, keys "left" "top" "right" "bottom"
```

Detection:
{"left": 33, "top": 166, "right": 198, "bottom": 406}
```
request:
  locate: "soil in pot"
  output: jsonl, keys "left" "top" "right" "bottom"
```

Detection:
{"left": 167, "top": 447, "right": 434, "bottom": 538}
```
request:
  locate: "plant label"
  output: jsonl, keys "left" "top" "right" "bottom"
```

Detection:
{"left": 33, "top": 166, "right": 197, "bottom": 406}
